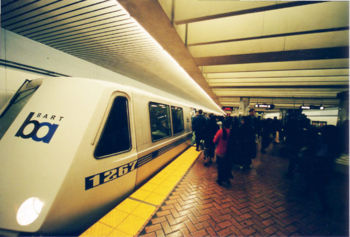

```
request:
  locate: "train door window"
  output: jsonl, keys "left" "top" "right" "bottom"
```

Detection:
{"left": 171, "top": 106, "right": 184, "bottom": 134}
{"left": 149, "top": 102, "right": 171, "bottom": 142}
{"left": 94, "top": 96, "right": 131, "bottom": 158}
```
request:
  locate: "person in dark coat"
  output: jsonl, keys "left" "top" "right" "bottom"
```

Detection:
{"left": 226, "top": 117, "right": 241, "bottom": 170}
{"left": 285, "top": 118, "right": 305, "bottom": 177}
{"left": 298, "top": 125, "right": 340, "bottom": 213}
{"left": 192, "top": 109, "right": 207, "bottom": 151}
{"left": 204, "top": 114, "right": 219, "bottom": 166}
{"left": 238, "top": 116, "right": 257, "bottom": 170}
{"left": 260, "top": 118, "right": 274, "bottom": 153}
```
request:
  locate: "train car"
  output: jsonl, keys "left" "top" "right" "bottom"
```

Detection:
{"left": 0, "top": 77, "right": 221, "bottom": 235}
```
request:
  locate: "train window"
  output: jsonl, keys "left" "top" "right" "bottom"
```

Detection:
{"left": 94, "top": 96, "right": 131, "bottom": 158}
{"left": 171, "top": 106, "right": 184, "bottom": 134}
{"left": 149, "top": 102, "right": 171, "bottom": 142}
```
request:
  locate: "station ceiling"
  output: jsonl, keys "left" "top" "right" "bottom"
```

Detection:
{"left": 1, "top": 0, "right": 349, "bottom": 113}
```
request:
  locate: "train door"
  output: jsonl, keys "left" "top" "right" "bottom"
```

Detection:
{"left": 59, "top": 91, "right": 138, "bottom": 225}
{"left": 86, "top": 92, "right": 138, "bottom": 193}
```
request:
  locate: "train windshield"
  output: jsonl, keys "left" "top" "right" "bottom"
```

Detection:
{"left": 0, "top": 79, "right": 41, "bottom": 139}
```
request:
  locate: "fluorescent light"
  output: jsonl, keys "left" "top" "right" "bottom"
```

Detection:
{"left": 116, "top": 2, "right": 223, "bottom": 114}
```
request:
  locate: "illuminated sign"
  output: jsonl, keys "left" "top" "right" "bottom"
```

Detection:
{"left": 300, "top": 105, "right": 311, "bottom": 110}
{"left": 300, "top": 105, "right": 325, "bottom": 110}
{"left": 222, "top": 107, "right": 233, "bottom": 111}
{"left": 255, "top": 104, "right": 275, "bottom": 109}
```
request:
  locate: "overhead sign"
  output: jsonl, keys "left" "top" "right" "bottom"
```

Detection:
{"left": 255, "top": 104, "right": 275, "bottom": 109}
{"left": 222, "top": 106, "right": 233, "bottom": 111}
{"left": 300, "top": 105, "right": 325, "bottom": 110}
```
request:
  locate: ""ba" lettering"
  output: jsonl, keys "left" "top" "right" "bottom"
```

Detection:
{"left": 15, "top": 112, "right": 59, "bottom": 144}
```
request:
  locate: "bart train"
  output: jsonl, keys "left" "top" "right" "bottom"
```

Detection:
{"left": 0, "top": 77, "right": 221, "bottom": 235}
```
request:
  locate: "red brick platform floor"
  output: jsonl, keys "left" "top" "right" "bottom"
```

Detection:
{"left": 140, "top": 144, "right": 349, "bottom": 237}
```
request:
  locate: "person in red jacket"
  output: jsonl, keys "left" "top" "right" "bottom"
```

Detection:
{"left": 213, "top": 119, "right": 231, "bottom": 187}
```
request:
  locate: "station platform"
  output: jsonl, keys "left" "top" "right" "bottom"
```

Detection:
{"left": 81, "top": 144, "right": 348, "bottom": 237}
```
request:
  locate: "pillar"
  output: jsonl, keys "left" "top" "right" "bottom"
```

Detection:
{"left": 238, "top": 97, "right": 250, "bottom": 116}
{"left": 337, "top": 91, "right": 349, "bottom": 125}
{"left": 280, "top": 109, "right": 288, "bottom": 126}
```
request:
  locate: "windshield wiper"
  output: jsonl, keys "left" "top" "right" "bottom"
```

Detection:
{"left": 0, "top": 79, "right": 32, "bottom": 117}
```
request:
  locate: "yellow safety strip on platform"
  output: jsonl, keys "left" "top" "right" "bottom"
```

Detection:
{"left": 80, "top": 147, "right": 200, "bottom": 237}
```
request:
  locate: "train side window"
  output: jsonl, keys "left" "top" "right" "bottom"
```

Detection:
{"left": 94, "top": 96, "right": 131, "bottom": 158}
{"left": 149, "top": 102, "right": 171, "bottom": 142}
{"left": 171, "top": 106, "right": 184, "bottom": 134}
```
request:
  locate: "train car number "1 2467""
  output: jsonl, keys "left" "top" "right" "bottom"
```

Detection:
{"left": 85, "top": 160, "right": 137, "bottom": 190}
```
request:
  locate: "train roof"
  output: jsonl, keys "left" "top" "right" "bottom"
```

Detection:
{"left": 35, "top": 77, "right": 223, "bottom": 115}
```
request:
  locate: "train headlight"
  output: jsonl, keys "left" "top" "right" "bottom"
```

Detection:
{"left": 16, "top": 197, "right": 44, "bottom": 226}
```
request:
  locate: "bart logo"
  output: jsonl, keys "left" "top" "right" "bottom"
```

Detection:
{"left": 15, "top": 112, "right": 59, "bottom": 144}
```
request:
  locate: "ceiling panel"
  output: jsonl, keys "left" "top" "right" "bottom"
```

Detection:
{"left": 31, "top": 17, "right": 135, "bottom": 41}
{"left": 205, "top": 69, "right": 349, "bottom": 79}
{"left": 219, "top": 97, "right": 339, "bottom": 104}
{"left": 173, "top": 0, "right": 279, "bottom": 23}
{"left": 281, "top": 2, "right": 348, "bottom": 33}
{"left": 187, "top": 11, "right": 265, "bottom": 44}
{"left": 189, "top": 30, "right": 349, "bottom": 58}
{"left": 16, "top": 3, "right": 123, "bottom": 35}
{"left": 212, "top": 88, "right": 346, "bottom": 98}
{"left": 186, "top": 2, "right": 348, "bottom": 45}
{"left": 201, "top": 59, "right": 349, "bottom": 73}
{"left": 3, "top": 1, "right": 114, "bottom": 31}
{"left": 195, "top": 47, "right": 347, "bottom": 66}
{"left": 285, "top": 30, "right": 348, "bottom": 51}
{"left": 172, "top": 1, "right": 319, "bottom": 24}
{"left": 189, "top": 37, "right": 285, "bottom": 57}
{"left": 207, "top": 77, "right": 349, "bottom": 87}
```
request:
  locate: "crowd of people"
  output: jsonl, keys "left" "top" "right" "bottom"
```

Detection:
{"left": 192, "top": 109, "right": 261, "bottom": 187}
{"left": 191, "top": 108, "right": 346, "bottom": 199}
